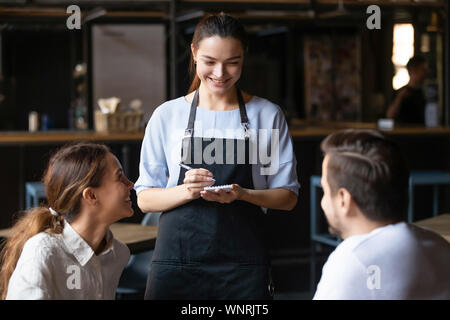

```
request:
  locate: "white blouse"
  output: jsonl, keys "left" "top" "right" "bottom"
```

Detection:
{"left": 6, "top": 220, "right": 130, "bottom": 300}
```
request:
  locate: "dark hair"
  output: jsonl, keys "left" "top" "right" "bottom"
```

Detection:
{"left": 0, "top": 142, "right": 110, "bottom": 299}
{"left": 321, "top": 129, "right": 409, "bottom": 223}
{"left": 406, "top": 55, "right": 427, "bottom": 72}
{"left": 188, "top": 12, "right": 248, "bottom": 93}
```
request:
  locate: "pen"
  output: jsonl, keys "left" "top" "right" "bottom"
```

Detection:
{"left": 179, "top": 163, "right": 194, "bottom": 170}
{"left": 179, "top": 163, "right": 215, "bottom": 182}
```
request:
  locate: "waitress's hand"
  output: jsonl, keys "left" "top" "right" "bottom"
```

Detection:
{"left": 200, "top": 184, "right": 244, "bottom": 204}
{"left": 182, "top": 168, "right": 215, "bottom": 200}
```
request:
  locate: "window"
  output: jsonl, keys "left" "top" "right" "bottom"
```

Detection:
{"left": 392, "top": 24, "right": 414, "bottom": 90}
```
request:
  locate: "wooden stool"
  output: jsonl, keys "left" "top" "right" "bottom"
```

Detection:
{"left": 408, "top": 171, "right": 450, "bottom": 222}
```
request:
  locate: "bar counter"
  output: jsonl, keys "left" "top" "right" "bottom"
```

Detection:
{"left": 2, "top": 122, "right": 450, "bottom": 144}
{"left": 0, "top": 130, "right": 145, "bottom": 145}
{"left": 288, "top": 121, "right": 450, "bottom": 138}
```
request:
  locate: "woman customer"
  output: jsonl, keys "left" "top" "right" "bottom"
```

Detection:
{"left": 0, "top": 142, "right": 134, "bottom": 299}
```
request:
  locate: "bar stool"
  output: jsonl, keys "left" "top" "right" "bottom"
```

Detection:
{"left": 25, "top": 181, "right": 46, "bottom": 209}
{"left": 408, "top": 171, "right": 450, "bottom": 222}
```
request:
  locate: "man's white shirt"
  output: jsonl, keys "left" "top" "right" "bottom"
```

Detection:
{"left": 313, "top": 222, "right": 450, "bottom": 300}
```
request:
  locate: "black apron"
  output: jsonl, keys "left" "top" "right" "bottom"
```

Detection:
{"left": 145, "top": 88, "right": 272, "bottom": 300}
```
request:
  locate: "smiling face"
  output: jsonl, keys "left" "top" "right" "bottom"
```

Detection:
{"left": 191, "top": 36, "right": 244, "bottom": 95}
{"left": 95, "top": 152, "right": 134, "bottom": 223}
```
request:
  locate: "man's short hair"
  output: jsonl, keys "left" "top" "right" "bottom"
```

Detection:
{"left": 321, "top": 129, "right": 409, "bottom": 222}
{"left": 406, "top": 55, "right": 427, "bottom": 72}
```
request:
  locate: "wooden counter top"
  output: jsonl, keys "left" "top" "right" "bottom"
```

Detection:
{"left": 0, "top": 222, "right": 157, "bottom": 254}
{"left": 0, "top": 131, "right": 145, "bottom": 145}
{"left": 414, "top": 214, "right": 450, "bottom": 243}
{"left": 110, "top": 223, "right": 157, "bottom": 254}
{"left": 288, "top": 121, "right": 450, "bottom": 138}
{"left": 1, "top": 123, "right": 450, "bottom": 144}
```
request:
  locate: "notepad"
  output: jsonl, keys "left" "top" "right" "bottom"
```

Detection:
{"left": 203, "top": 184, "right": 232, "bottom": 192}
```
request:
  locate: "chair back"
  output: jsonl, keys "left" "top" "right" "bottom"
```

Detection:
{"left": 141, "top": 211, "right": 161, "bottom": 226}
{"left": 116, "top": 211, "right": 161, "bottom": 297}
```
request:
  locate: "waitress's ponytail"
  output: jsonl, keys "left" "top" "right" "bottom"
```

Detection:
{"left": 188, "top": 12, "right": 248, "bottom": 94}
{"left": 188, "top": 63, "right": 201, "bottom": 94}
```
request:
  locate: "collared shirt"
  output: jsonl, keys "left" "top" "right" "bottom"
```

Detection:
{"left": 6, "top": 220, "right": 130, "bottom": 300}
{"left": 135, "top": 96, "right": 300, "bottom": 205}
{"left": 313, "top": 222, "right": 450, "bottom": 300}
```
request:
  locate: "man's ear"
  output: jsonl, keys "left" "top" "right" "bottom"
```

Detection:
{"left": 337, "top": 188, "right": 353, "bottom": 217}
{"left": 82, "top": 187, "right": 97, "bottom": 205}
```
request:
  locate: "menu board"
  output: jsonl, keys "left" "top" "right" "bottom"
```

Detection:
{"left": 304, "top": 34, "right": 361, "bottom": 121}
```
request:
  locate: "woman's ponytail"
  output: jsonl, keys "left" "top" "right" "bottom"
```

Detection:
{"left": 0, "top": 207, "right": 64, "bottom": 299}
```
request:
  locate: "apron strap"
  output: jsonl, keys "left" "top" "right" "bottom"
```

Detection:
{"left": 185, "top": 89, "right": 199, "bottom": 138}
{"left": 236, "top": 89, "right": 250, "bottom": 139}
{"left": 185, "top": 87, "right": 250, "bottom": 138}
{"left": 236, "top": 88, "right": 249, "bottom": 124}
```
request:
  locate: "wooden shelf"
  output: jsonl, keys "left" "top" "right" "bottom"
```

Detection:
{"left": 0, "top": 7, "right": 68, "bottom": 17}
{"left": 2, "top": 125, "right": 450, "bottom": 145}
{"left": 1, "top": 0, "right": 444, "bottom": 20}
{"left": 0, "top": 7, "right": 167, "bottom": 18}
{"left": 288, "top": 121, "right": 450, "bottom": 138}
{"left": 316, "top": 0, "right": 444, "bottom": 6}
{"left": 181, "top": 0, "right": 444, "bottom": 6}
{"left": 181, "top": 0, "right": 310, "bottom": 3}
{"left": 0, "top": 131, "right": 144, "bottom": 145}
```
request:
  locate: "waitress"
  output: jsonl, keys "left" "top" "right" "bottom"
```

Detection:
{"left": 135, "top": 13, "right": 300, "bottom": 299}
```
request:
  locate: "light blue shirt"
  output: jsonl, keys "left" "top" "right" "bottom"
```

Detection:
{"left": 135, "top": 95, "right": 300, "bottom": 208}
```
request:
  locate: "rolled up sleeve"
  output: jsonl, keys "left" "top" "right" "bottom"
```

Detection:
{"left": 135, "top": 108, "right": 169, "bottom": 195}
{"left": 264, "top": 109, "right": 300, "bottom": 195}
{"left": 266, "top": 160, "right": 299, "bottom": 196}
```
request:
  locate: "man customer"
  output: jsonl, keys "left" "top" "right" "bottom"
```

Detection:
{"left": 313, "top": 129, "right": 450, "bottom": 299}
